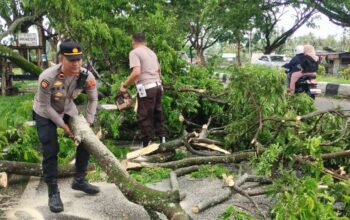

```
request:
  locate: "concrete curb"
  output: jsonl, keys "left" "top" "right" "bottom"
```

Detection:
{"left": 318, "top": 82, "right": 350, "bottom": 97}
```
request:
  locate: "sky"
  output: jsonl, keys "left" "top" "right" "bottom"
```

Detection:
{"left": 279, "top": 10, "right": 347, "bottom": 40}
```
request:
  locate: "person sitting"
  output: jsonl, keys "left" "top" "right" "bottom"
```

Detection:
{"left": 288, "top": 44, "right": 318, "bottom": 93}
{"left": 283, "top": 45, "right": 304, "bottom": 88}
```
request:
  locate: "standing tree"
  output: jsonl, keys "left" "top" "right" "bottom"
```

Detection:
{"left": 307, "top": 0, "right": 350, "bottom": 27}
{"left": 254, "top": 3, "right": 317, "bottom": 54}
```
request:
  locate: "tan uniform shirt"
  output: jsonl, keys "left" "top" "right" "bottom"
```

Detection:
{"left": 33, "top": 64, "right": 98, "bottom": 127}
{"left": 129, "top": 45, "right": 161, "bottom": 85}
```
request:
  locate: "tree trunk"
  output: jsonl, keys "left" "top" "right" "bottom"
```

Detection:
{"left": 69, "top": 115, "right": 189, "bottom": 220}
{"left": 0, "top": 45, "right": 42, "bottom": 76}
{"left": 236, "top": 38, "right": 241, "bottom": 66}
{"left": 0, "top": 160, "right": 95, "bottom": 177}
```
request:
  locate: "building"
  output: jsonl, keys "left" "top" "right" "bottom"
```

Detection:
{"left": 317, "top": 51, "right": 350, "bottom": 75}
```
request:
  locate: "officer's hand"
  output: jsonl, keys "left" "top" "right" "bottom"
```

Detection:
{"left": 62, "top": 124, "right": 74, "bottom": 137}
{"left": 119, "top": 85, "right": 126, "bottom": 93}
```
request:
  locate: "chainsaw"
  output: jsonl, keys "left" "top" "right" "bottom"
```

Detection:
{"left": 115, "top": 91, "right": 134, "bottom": 110}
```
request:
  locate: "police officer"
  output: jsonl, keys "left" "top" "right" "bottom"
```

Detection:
{"left": 33, "top": 41, "right": 99, "bottom": 213}
{"left": 119, "top": 33, "right": 167, "bottom": 148}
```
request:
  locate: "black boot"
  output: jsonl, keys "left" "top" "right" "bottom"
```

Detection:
{"left": 142, "top": 139, "right": 151, "bottom": 147}
{"left": 72, "top": 176, "right": 100, "bottom": 194}
{"left": 47, "top": 181, "right": 64, "bottom": 213}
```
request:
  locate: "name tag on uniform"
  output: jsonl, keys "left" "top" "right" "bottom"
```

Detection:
{"left": 136, "top": 84, "right": 147, "bottom": 98}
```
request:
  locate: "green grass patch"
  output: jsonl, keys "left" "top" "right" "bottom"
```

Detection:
{"left": 86, "top": 163, "right": 109, "bottom": 182}
{"left": 129, "top": 167, "right": 171, "bottom": 184}
{"left": 172, "top": 150, "right": 186, "bottom": 160}
{"left": 13, "top": 80, "right": 38, "bottom": 90}
{"left": 191, "top": 164, "right": 231, "bottom": 179}
{"left": 218, "top": 206, "right": 254, "bottom": 220}
{"left": 104, "top": 139, "right": 130, "bottom": 159}
{"left": 318, "top": 75, "right": 350, "bottom": 84}
{"left": 0, "top": 93, "right": 34, "bottom": 131}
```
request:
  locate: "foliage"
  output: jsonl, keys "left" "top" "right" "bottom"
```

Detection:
{"left": 86, "top": 164, "right": 109, "bottom": 182}
{"left": 306, "top": 0, "right": 350, "bottom": 27}
{"left": 5, "top": 126, "right": 40, "bottom": 163}
{"left": 253, "top": 143, "right": 283, "bottom": 176}
{"left": 328, "top": 180, "right": 350, "bottom": 217}
{"left": 104, "top": 139, "right": 129, "bottom": 159}
{"left": 318, "top": 64, "right": 326, "bottom": 75}
{"left": 190, "top": 165, "right": 231, "bottom": 179}
{"left": 340, "top": 66, "right": 350, "bottom": 80}
{"left": 0, "top": 93, "right": 34, "bottom": 131}
{"left": 225, "top": 65, "right": 287, "bottom": 148}
{"left": 271, "top": 174, "right": 349, "bottom": 220}
{"left": 129, "top": 167, "right": 171, "bottom": 184}
{"left": 172, "top": 150, "right": 186, "bottom": 161}
{"left": 218, "top": 206, "right": 254, "bottom": 220}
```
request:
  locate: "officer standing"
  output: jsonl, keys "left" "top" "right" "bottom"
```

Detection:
{"left": 33, "top": 41, "right": 99, "bottom": 213}
{"left": 119, "top": 33, "right": 167, "bottom": 148}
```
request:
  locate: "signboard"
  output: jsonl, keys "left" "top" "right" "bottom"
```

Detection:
{"left": 18, "top": 33, "right": 38, "bottom": 46}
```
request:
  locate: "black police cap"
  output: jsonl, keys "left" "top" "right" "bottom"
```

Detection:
{"left": 59, "top": 41, "right": 83, "bottom": 60}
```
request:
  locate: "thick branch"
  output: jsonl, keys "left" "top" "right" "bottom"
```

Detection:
{"left": 0, "top": 15, "right": 38, "bottom": 40}
{"left": 70, "top": 115, "right": 189, "bottom": 219}
{"left": 0, "top": 45, "right": 42, "bottom": 75}
{"left": 141, "top": 151, "right": 257, "bottom": 169}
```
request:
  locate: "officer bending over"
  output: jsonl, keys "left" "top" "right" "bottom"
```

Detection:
{"left": 32, "top": 41, "right": 99, "bottom": 213}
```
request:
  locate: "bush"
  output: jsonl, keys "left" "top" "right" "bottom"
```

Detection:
{"left": 340, "top": 66, "right": 350, "bottom": 80}
{"left": 317, "top": 64, "right": 326, "bottom": 75}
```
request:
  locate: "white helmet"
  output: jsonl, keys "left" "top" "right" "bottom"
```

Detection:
{"left": 294, "top": 45, "right": 304, "bottom": 54}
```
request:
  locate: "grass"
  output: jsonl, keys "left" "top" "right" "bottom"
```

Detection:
{"left": 0, "top": 93, "right": 34, "bottom": 131}
{"left": 190, "top": 164, "right": 231, "bottom": 179}
{"left": 317, "top": 75, "right": 350, "bottom": 84}
{"left": 13, "top": 80, "right": 37, "bottom": 90}
{"left": 129, "top": 167, "right": 171, "bottom": 184}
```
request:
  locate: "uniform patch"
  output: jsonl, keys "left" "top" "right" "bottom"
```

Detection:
{"left": 55, "top": 92, "right": 63, "bottom": 97}
{"left": 53, "top": 80, "right": 63, "bottom": 86}
{"left": 87, "top": 79, "right": 96, "bottom": 89}
{"left": 40, "top": 79, "right": 50, "bottom": 89}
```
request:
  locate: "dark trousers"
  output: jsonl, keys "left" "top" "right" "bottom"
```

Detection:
{"left": 33, "top": 111, "right": 89, "bottom": 183}
{"left": 137, "top": 86, "right": 167, "bottom": 144}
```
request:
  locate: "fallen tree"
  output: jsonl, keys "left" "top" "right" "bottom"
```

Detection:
{"left": 0, "top": 45, "right": 42, "bottom": 76}
{"left": 70, "top": 114, "right": 189, "bottom": 220}
{"left": 0, "top": 160, "right": 95, "bottom": 177}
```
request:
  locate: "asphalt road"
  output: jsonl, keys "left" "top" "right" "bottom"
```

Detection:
{"left": 315, "top": 96, "right": 350, "bottom": 111}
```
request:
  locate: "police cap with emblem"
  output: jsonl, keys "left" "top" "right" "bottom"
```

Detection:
{"left": 59, "top": 41, "right": 83, "bottom": 60}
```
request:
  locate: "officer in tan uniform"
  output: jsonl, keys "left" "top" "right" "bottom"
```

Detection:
{"left": 119, "top": 33, "right": 167, "bottom": 147}
{"left": 33, "top": 41, "right": 99, "bottom": 213}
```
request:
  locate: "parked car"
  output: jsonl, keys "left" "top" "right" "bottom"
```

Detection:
{"left": 252, "top": 54, "right": 289, "bottom": 67}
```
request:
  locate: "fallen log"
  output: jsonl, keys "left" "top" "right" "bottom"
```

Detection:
{"left": 127, "top": 143, "right": 160, "bottom": 159}
{"left": 192, "top": 173, "right": 272, "bottom": 215}
{"left": 141, "top": 151, "right": 257, "bottom": 169}
{"left": 321, "top": 150, "right": 350, "bottom": 160}
{"left": 192, "top": 188, "right": 231, "bottom": 214}
{"left": 70, "top": 115, "right": 189, "bottom": 220}
{"left": 0, "top": 160, "right": 95, "bottom": 177}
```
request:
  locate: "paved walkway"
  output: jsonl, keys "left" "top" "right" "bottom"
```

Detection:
{"left": 5, "top": 162, "right": 272, "bottom": 220}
